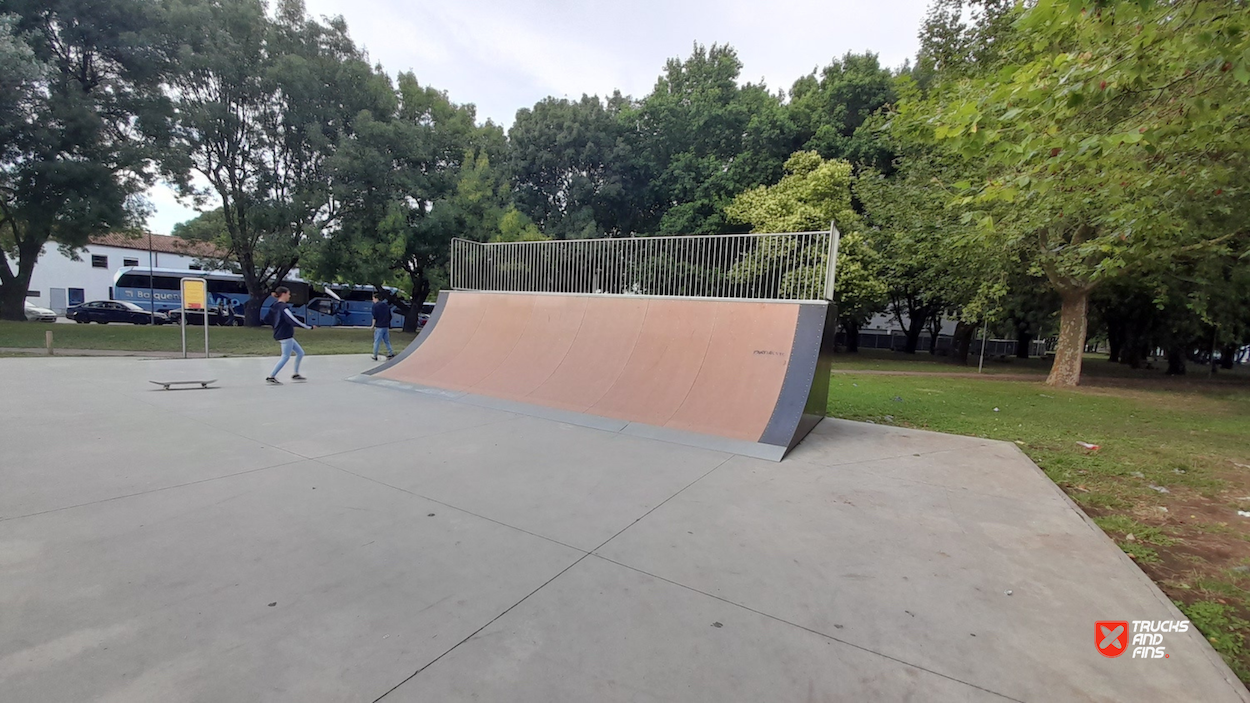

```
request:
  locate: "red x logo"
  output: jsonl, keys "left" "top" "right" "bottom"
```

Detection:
{"left": 1097, "top": 621, "right": 1129, "bottom": 658}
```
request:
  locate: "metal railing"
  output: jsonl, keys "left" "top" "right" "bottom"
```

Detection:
{"left": 450, "top": 227, "right": 839, "bottom": 302}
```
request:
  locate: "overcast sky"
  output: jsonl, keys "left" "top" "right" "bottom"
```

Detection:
{"left": 147, "top": 0, "right": 932, "bottom": 234}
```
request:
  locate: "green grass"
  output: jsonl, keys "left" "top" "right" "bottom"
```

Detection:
{"left": 0, "top": 320, "right": 415, "bottom": 356}
{"left": 1118, "top": 543, "right": 1163, "bottom": 564}
{"left": 1176, "top": 600, "right": 1250, "bottom": 681}
{"left": 827, "top": 374, "right": 1249, "bottom": 502}
{"left": 828, "top": 372, "right": 1250, "bottom": 681}
{"left": 831, "top": 348, "right": 1250, "bottom": 381}
{"left": 1093, "top": 515, "right": 1178, "bottom": 547}
{"left": 832, "top": 348, "right": 1050, "bottom": 375}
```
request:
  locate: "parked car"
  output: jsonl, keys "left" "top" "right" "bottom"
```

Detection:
{"left": 417, "top": 301, "right": 435, "bottom": 328}
{"left": 23, "top": 300, "right": 56, "bottom": 322}
{"left": 167, "top": 307, "right": 244, "bottom": 327}
{"left": 66, "top": 301, "right": 169, "bottom": 325}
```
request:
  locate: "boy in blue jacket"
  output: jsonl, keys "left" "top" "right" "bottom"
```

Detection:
{"left": 264, "top": 286, "right": 314, "bottom": 384}
{"left": 371, "top": 292, "right": 395, "bottom": 361}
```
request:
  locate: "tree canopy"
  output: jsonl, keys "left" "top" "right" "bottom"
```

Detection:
{"left": 727, "top": 151, "right": 887, "bottom": 342}
{"left": 7, "top": 0, "right": 1248, "bottom": 386}
{"left": 160, "top": 0, "right": 392, "bottom": 323}
{"left": 0, "top": 0, "right": 172, "bottom": 320}
{"left": 911, "top": 0, "right": 1250, "bottom": 384}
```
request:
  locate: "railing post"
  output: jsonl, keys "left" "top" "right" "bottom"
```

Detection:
{"left": 823, "top": 222, "right": 841, "bottom": 301}
{"left": 450, "top": 238, "right": 460, "bottom": 290}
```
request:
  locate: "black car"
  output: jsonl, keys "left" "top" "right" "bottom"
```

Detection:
{"left": 167, "top": 307, "right": 244, "bottom": 326}
{"left": 67, "top": 301, "right": 169, "bottom": 325}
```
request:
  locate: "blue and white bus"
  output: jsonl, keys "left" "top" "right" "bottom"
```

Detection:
{"left": 112, "top": 267, "right": 408, "bottom": 328}
{"left": 310, "top": 283, "right": 410, "bottom": 327}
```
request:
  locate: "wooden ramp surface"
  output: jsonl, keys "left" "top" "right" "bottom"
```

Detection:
{"left": 369, "top": 291, "right": 832, "bottom": 458}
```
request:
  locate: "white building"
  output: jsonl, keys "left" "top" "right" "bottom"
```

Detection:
{"left": 25, "top": 233, "right": 225, "bottom": 314}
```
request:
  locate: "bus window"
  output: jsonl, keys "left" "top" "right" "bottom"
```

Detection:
{"left": 308, "top": 299, "right": 336, "bottom": 315}
{"left": 281, "top": 281, "right": 310, "bottom": 306}
{"left": 116, "top": 273, "right": 179, "bottom": 290}
{"left": 208, "top": 279, "right": 248, "bottom": 296}
{"left": 116, "top": 273, "right": 147, "bottom": 289}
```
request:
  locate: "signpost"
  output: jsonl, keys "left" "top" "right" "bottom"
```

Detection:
{"left": 180, "top": 277, "right": 209, "bottom": 359}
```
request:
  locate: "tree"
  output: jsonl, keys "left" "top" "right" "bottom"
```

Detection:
{"left": 508, "top": 94, "right": 643, "bottom": 238}
{"left": 307, "top": 73, "right": 507, "bottom": 332}
{"left": 856, "top": 136, "right": 1004, "bottom": 359}
{"left": 454, "top": 149, "right": 545, "bottom": 244}
{"left": 788, "top": 52, "right": 898, "bottom": 171}
{"left": 172, "top": 208, "right": 227, "bottom": 244}
{"left": 162, "top": 0, "right": 391, "bottom": 324}
{"left": 726, "top": 151, "right": 886, "bottom": 346}
{"left": 634, "top": 44, "right": 796, "bottom": 235}
{"left": 999, "top": 266, "right": 1060, "bottom": 360}
{"left": 1090, "top": 235, "right": 1250, "bottom": 375}
{"left": 913, "top": 0, "right": 1016, "bottom": 86}
{"left": 0, "top": 0, "right": 171, "bottom": 320}
{"left": 1090, "top": 279, "right": 1165, "bottom": 368}
{"left": 920, "top": 0, "right": 1250, "bottom": 386}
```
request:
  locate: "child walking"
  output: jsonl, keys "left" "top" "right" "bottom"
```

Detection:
{"left": 371, "top": 292, "right": 395, "bottom": 361}
{"left": 264, "top": 286, "right": 313, "bottom": 384}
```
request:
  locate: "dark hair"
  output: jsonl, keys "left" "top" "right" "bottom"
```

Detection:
{"left": 372, "top": 291, "right": 381, "bottom": 300}
{"left": 272, "top": 286, "right": 290, "bottom": 297}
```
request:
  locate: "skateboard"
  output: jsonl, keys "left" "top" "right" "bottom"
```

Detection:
{"left": 150, "top": 379, "right": 216, "bottom": 390}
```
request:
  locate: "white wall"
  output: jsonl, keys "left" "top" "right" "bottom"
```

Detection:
{"left": 25, "top": 244, "right": 213, "bottom": 314}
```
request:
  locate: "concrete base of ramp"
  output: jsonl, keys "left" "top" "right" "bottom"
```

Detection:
{"left": 364, "top": 290, "right": 835, "bottom": 460}
{"left": 2, "top": 355, "right": 1246, "bottom": 702}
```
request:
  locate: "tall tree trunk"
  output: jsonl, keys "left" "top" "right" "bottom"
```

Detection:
{"left": 0, "top": 280, "right": 26, "bottom": 321}
{"left": 927, "top": 315, "right": 941, "bottom": 355}
{"left": 1046, "top": 288, "right": 1090, "bottom": 387}
{"left": 902, "top": 313, "right": 926, "bottom": 354}
{"left": 1165, "top": 346, "right": 1187, "bottom": 375}
{"left": 244, "top": 294, "right": 266, "bottom": 328}
{"left": 1016, "top": 329, "right": 1033, "bottom": 359}
{"left": 841, "top": 318, "right": 860, "bottom": 353}
{"left": 1220, "top": 344, "right": 1237, "bottom": 370}
{"left": 1121, "top": 338, "right": 1144, "bottom": 369}
{"left": 403, "top": 272, "right": 430, "bottom": 334}
{"left": 1107, "top": 322, "right": 1123, "bottom": 363}
{"left": 0, "top": 236, "right": 41, "bottom": 321}
{"left": 1208, "top": 328, "right": 1220, "bottom": 375}
{"left": 952, "top": 320, "right": 976, "bottom": 365}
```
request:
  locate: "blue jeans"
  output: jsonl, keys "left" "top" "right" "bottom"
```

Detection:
{"left": 271, "top": 337, "right": 304, "bottom": 377}
{"left": 373, "top": 327, "right": 393, "bottom": 357}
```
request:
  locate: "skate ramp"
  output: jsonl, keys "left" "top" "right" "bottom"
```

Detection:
{"left": 362, "top": 291, "right": 834, "bottom": 460}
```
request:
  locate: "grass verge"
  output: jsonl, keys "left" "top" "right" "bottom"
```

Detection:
{"left": 828, "top": 372, "right": 1250, "bottom": 682}
{"left": 0, "top": 321, "right": 414, "bottom": 356}
{"left": 831, "top": 348, "right": 1250, "bottom": 382}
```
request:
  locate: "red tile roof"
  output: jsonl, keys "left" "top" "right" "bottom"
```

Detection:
{"left": 88, "top": 232, "right": 225, "bottom": 258}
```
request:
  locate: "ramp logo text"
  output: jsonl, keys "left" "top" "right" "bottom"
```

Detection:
{"left": 1097, "top": 620, "right": 1188, "bottom": 659}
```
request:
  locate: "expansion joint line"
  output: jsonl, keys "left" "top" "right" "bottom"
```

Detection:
{"left": 369, "top": 454, "right": 733, "bottom": 702}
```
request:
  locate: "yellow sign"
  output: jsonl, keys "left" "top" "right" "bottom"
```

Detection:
{"left": 182, "top": 278, "right": 207, "bottom": 310}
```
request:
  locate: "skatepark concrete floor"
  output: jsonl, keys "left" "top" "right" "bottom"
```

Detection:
{"left": 2, "top": 355, "right": 1246, "bottom": 703}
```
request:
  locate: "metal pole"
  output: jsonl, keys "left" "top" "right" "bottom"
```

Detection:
{"left": 204, "top": 298, "right": 210, "bottom": 358}
{"left": 180, "top": 280, "right": 187, "bottom": 360}
{"left": 978, "top": 318, "right": 989, "bottom": 373}
{"left": 148, "top": 232, "right": 156, "bottom": 322}
{"left": 823, "top": 222, "right": 841, "bottom": 301}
